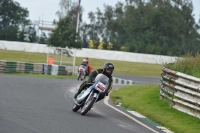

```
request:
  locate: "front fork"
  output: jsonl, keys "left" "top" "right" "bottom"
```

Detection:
{"left": 85, "top": 90, "right": 100, "bottom": 104}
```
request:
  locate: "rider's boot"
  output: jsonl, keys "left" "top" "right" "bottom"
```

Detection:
{"left": 74, "top": 89, "right": 81, "bottom": 99}
{"left": 74, "top": 93, "right": 78, "bottom": 99}
{"left": 74, "top": 81, "right": 88, "bottom": 99}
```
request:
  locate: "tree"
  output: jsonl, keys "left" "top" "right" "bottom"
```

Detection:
{"left": 39, "top": 32, "right": 48, "bottom": 44}
{"left": 48, "top": 16, "right": 82, "bottom": 48}
{"left": 1, "top": 0, "right": 199, "bottom": 55}
{"left": 27, "top": 26, "right": 37, "bottom": 43}
{"left": 56, "top": 0, "right": 82, "bottom": 30}
{"left": 0, "top": 0, "right": 31, "bottom": 41}
{"left": 80, "top": 23, "right": 90, "bottom": 48}
{"left": 48, "top": 0, "right": 83, "bottom": 50}
{"left": 79, "top": 0, "right": 200, "bottom": 56}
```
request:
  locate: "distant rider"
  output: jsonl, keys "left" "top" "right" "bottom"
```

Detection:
{"left": 79, "top": 59, "right": 88, "bottom": 75}
{"left": 85, "top": 57, "right": 92, "bottom": 75}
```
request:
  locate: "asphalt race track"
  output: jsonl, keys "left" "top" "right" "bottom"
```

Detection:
{"left": 0, "top": 74, "right": 164, "bottom": 133}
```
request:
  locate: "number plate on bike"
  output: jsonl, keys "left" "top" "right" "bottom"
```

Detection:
{"left": 95, "top": 82, "right": 106, "bottom": 92}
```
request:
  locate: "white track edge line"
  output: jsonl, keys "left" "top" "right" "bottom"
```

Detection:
{"left": 104, "top": 96, "right": 160, "bottom": 133}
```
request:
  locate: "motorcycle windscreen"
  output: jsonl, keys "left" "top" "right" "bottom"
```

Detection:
{"left": 94, "top": 74, "right": 109, "bottom": 88}
{"left": 79, "top": 65, "right": 87, "bottom": 69}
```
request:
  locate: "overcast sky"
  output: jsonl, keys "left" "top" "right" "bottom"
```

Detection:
{"left": 15, "top": 0, "right": 200, "bottom": 24}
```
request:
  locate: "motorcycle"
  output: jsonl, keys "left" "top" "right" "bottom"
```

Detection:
{"left": 77, "top": 65, "right": 87, "bottom": 81}
{"left": 72, "top": 74, "right": 109, "bottom": 115}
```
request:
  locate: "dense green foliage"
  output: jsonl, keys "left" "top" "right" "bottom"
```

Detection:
{"left": 111, "top": 85, "right": 200, "bottom": 133}
{"left": 0, "top": 0, "right": 37, "bottom": 42}
{"left": 48, "top": 17, "right": 82, "bottom": 48}
{"left": 165, "top": 53, "right": 200, "bottom": 78}
{"left": 48, "top": 0, "right": 82, "bottom": 48}
{"left": 80, "top": 0, "right": 200, "bottom": 56}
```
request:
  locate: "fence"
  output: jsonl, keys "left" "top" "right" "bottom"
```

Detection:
{"left": 160, "top": 67, "right": 200, "bottom": 118}
{"left": 113, "top": 77, "right": 134, "bottom": 85}
{"left": 0, "top": 60, "right": 136, "bottom": 85}
{"left": 0, "top": 60, "right": 78, "bottom": 76}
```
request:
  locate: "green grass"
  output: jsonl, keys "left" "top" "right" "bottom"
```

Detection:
{"left": 165, "top": 53, "right": 200, "bottom": 78}
{"left": 110, "top": 85, "right": 200, "bottom": 133}
{"left": 0, "top": 49, "right": 162, "bottom": 76}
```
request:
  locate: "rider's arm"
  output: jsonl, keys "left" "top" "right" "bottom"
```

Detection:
{"left": 107, "top": 77, "right": 113, "bottom": 93}
{"left": 87, "top": 69, "right": 103, "bottom": 83}
{"left": 87, "top": 70, "right": 97, "bottom": 83}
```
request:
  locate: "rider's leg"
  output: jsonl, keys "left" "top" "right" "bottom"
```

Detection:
{"left": 74, "top": 81, "right": 87, "bottom": 98}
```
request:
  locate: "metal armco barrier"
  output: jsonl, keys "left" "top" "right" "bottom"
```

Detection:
{"left": 160, "top": 67, "right": 200, "bottom": 119}
{"left": 113, "top": 77, "right": 134, "bottom": 85}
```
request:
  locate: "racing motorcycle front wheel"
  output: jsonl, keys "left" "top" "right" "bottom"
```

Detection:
{"left": 80, "top": 96, "right": 96, "bottom": 115}
{"left": 78, "top": 74, "right": 81, "bottom": 80}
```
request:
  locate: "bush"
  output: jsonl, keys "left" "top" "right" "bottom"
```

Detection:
{"left": 164, "top": 53, "right": 200, "bottom": 78}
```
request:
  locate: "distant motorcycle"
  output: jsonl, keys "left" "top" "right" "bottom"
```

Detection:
{"left": 77, "top": 65, "right": 87, "bottom": 81}
{"left": 72, "top": 74, "right": 109, "bottom": 115}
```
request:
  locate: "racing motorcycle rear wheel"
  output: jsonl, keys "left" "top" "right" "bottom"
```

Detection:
{"left": 80, "top": 74, "right": 85, "bottom": 81}
{"left": 72, "top": 104, "right": 81, "bottom": 112}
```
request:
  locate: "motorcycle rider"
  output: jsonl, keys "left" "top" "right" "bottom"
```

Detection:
{"left": 79, "top": 59, "right": 88, "bottom": 74}
{"left": 80, "top": 59, "right": 88, "bottom": 66}
{"left": 74, "top": 62, "right": 114, "bottom": 102}
{"left": 85, "top": 57, "right": 92, "bottom": 75}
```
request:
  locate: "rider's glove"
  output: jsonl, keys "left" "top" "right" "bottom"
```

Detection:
{"left": 105, "top": 90, "right": 108, "bottom": 96}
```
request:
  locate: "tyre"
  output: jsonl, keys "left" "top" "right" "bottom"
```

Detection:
{"left": 81, "top": 74, "right": 84, "bottom": 81}
{"left": 72, "top": 103, "right": 80, "bottom": 112}
{"left": 78, "top": 74, "right": 81, "bottom": 80}
{"left": 80, "top": 96, "right": 96, "bottom": 115}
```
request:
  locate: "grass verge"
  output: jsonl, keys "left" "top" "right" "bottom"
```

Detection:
{"left": 110, "top": 84, "right": 200, "bottom": 133}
